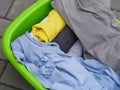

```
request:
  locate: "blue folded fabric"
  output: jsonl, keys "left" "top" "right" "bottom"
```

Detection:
{"left": 11, "top": 32, "right": 120, "bottom": 90}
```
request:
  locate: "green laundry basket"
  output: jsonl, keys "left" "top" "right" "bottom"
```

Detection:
{"left": 2, "top": 0, "right": 52, "bottom": 90}
{"left": 2, "top": 0, "right": 120, "bottom": 90}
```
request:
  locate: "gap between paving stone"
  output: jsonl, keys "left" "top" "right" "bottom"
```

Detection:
{"left": 0, "top": 60, "right": 7, "bottom": 78}
{"left": 0, "top": 17, "right": 13, "bottom": 22}
{"left": 4, "top": 0, "right": 15, "bottom": 17}
{"left": 0, "top": 82, "right": 23, "bottom": 90}
{"left": 0, "top": 0, "right": 14, "bottom": 17}
{"left": 0, "top": 63, "right": 35, "bottom": 90}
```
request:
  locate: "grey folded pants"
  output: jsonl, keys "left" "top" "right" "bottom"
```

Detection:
{"left": 52, "top": 0, "right": 120, "bottom": 75}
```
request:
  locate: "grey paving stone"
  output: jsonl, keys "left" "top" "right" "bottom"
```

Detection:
{"left": 7, "top": 0, "right": 36, "bottom": 20}
{"left": 0, "top": 38, "right": 7, "bottom": 60}
{"left": 0, "top": 84, "right": 20, "bottom": 90}
{"left": 0, "top": 0, "right": 14, "bottom": 17}
{"left": 0, "top": 18, "right": 11, "bottom": 37}
{"left": 0, "top": 63, "right": 34, "bottom": 90}
{"left": 0, "top": 60, "right": 6, "bottom": 76}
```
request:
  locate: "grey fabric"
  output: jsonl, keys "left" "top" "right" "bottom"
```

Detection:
{"left": 51, "top": 0, "right": 120, "bottom": 75}
{"left": 102, "top": 0, "right": 111, "bottom": 9}
{"left": 53, "top": 25, "right": 78, "bottom": 53}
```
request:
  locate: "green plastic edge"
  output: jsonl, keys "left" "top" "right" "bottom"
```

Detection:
{"left": 2, "top": 0, "right": 52, "bottom": 90}
{"left": 116, "top": 19, "right": 120, "bottom": 24}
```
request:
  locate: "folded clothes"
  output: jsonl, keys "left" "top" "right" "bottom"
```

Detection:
{"left": 31, "top": 25, "right": 78, "bottom": 53}
{"left": 11, "top": 32, "right": 120, "bottom": 90}
{"left": 51, "top": 0, "right": 120, "bottom": 75}
{"left": 32, "top": 9, "right": 66, "bottom": 42}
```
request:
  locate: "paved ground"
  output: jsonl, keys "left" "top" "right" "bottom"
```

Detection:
{"left": 0, "top": 0, "right": 120, "bottom": 90}
{"left": 0, "top": 0, "right": 36, "bottom": 90}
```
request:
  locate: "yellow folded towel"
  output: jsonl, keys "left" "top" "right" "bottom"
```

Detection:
{"left": 32, "top": 9, "right": 66, "bottom": 42}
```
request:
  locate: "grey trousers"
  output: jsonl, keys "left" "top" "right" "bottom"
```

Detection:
{"left": 51, "top": 0, "right": 120, "bottom": 75}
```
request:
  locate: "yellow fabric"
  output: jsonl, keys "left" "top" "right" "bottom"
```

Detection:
{"left": 32, "top": 9, "right": 66, "bottom": 42}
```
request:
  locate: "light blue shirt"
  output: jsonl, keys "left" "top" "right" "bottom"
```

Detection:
{"left": 11, "top": 32, "right": 120, "bottom": 90}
